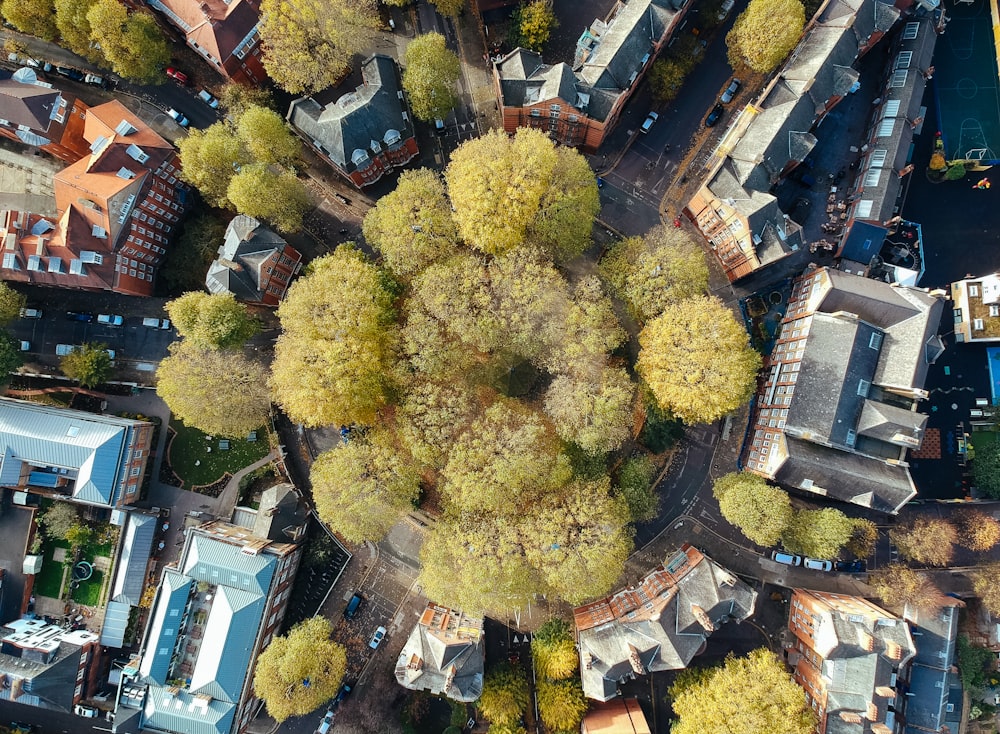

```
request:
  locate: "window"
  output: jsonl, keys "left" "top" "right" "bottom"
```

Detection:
{"left": 974, "top": 318, "right": 985, "bottom": 330}
{"left": 857, "top": 379, "right": 870, "bottom": 396}
{"left": 864, "top": 168, "right": 882, "bottom": 188}
{"left": 869, "top": 332, "right": 883, "bottom": 349}
{"left": 870, "top": 149, "right": 888, "bottom": 168}
{"left": 877, "top": 118, "right": 895, "bottom": 137}
{"left": 895, "top": 51, "right": 912, "bottom": 70}
{"left": 991, "top": 304, "right": 999, "bottom": 317}
{"left": 903, "top": 21, "right": 920, "bottom": 39}
{"left": 855, "top": 200, "right": 874, "bottom": 218}
{"left": 890, "top": 70, "right": 908, "bottom": 87}
{"left": 846, "top": 429, "right": 857, "bottom": 447}
{"left": 969, "top": 284, "right": 980, "bottom": 297}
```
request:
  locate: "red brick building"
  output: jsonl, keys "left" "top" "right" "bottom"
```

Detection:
{"left": 206, "top": 215, "right": 302, "bottom": 306}
{"left": 0, "top": 70, "right": 90, "bottom": 162}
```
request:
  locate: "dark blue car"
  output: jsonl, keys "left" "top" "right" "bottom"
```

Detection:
{"left": 66, "top": 311, "right": 94, "bottom": 322}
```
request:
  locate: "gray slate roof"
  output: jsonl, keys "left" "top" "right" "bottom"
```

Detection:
{"left": 0, "top": 78, "right": 61, "bottom": 132}
{"left": 206, "top": 215, "right": 288, "bottom": 302}
{"left": 902, "top": 603, "right": 962, "bottom": 734}
{"left": 394, "top": 606, "right": 485, "bottom": 702}
{"left": 252, "top": 483, "right": 307, "bottom": 542}
{"left": 856, "top": 399, "right": 927, "bottom": 445}
{"left": 111, "top": 512, "right": 156, "bottom": 606}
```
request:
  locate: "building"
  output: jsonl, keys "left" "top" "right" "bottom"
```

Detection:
{"left": 573, "top": 545, "right": 757, "bottom": 701}
{"left": 495, "top": 0, "right": 688, "bottom": 152}
{"left": 581, "top": 698, "right": 652, "bottom": 734}
{"left": 287, "top": 55, "right": 418, "bottom": 189}
{"left": 143, "top": 0, "right": 265, "bottom": 85}
{"left": 206, "top": 215, "right": 302, "bottom": 306}
{"left": 900, "top": 600, "right": 964, "bottom": 734}
{"left": 742, "top": 266, "right": 946, "bottom": 514}
{"left": 0, "top": 69, "right": 90, "bottom": 163}
{"left": 0, "top": 618, "right": 100, "bottom": 711}
{"left": 101, "top": 512, "right": 157, "bottom": 649}
{"left": 0, "top": 397, "right": 153, "bottom": 508}
{"left": 787, "top": 589, "right": 916, "bottom": 734}
{"left": 685, "top": 0, "right": 906, "bottom": 281}
{"left": 0, "top": 100, "right": 188, "bottom": 296}
{"left": 118, "top": 520, "right": 303, "bottom": 734}
{"left": 950, "top": 273, "right": 1000, "bottom": 343}
{"left": 395, "top": 603, "right": 484, "bottom": 702}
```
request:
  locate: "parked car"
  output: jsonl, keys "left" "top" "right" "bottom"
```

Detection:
{"left": 84, "top": 73, "right": 106, "bottom": 87}
{"left": 55, "top": 344, "right": 76, "bottom": 356}
{"left": 369, "top": 625, "right": 386, "bottom": 650}
{"left": 105, "top": 349, "right": 116, "bottom": 360}
{"left": 804, "top": 558, "right": 833, "bottom": 572}
{"left": 23, "top": 58, "right": 41, "bottom": 68}
{"left": 705, "top": 103, "right": 724, "bottom": 127}
{"left": 74, "top": 704, "right": 99, "bottom": 718}
{"left": 19, "top": 308, "right": 41, "bottom": 318}
{"left": 344, "top": 593, "right": 363, "bottom": 619}
{"left": 771, "top": 551, "right": 801, "bottom": 566}
{"left": 835, "top": 559, "right": 866, "bottom": 573}
{"left": 720, "top": 78, "right": 741, "bottom": 104}
{"left": 18, "top": 341, "right": 29, "bottom": 352}
{"left": 640, "top": 111, "right": 659, "bottom": 133}
{"left": 197, "top": 89, "right": 219, "bottom": 108}
{"left": 315, "top": 710, "right": 334, "bottom": 734}
{"left": 55, "top": 66, "right": 83, "bottom": 81}
{"left": 165, "top": 66, "right": 189, "bottom": 85}
{"left": 97, "top": 314, "right": 123, "bottom": 326}
{"left": 332, "top": 682, "right": 353, "bottom": 707}
{"left": 66, "top": 311, "right": 94, "bottom": 322}
{"left": 717, "top": 0, "right": 735, "bottom": 20}
{"left": 166, "top": 108, "right": 190, "bottom": 128}
{"left": 142, "top": 317, "right": 171, "bottom": 329}
{"left": 434, "top": 118, "right": 446, "bottom": 134}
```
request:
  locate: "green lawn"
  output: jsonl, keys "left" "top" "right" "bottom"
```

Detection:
{"left": 34, "top": 539, "right": 70, "bottom": 599}
{"left": 71, "top": 569, "right": 104, "bottom": 606}
{"left": 168, "top": 419, "right": 269, "bottom": 487}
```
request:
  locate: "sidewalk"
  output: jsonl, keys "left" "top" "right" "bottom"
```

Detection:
{"left": 454, "top": 5, "right": 501, "bottom": 133}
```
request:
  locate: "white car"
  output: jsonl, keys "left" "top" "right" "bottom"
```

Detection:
{"left": 19, "top": 308, "right": 41, "bottom": 318}
{"left": 97, "top": 313, "right": 123, "bottom": 325}
{"left": 640, "top": 111, "right": 659, "bottom": 133}
{"left": 84, "top": 73, "right": 105, "bottom": 87}
{"left": 369, "top": 625, "right": 386, "bottom": 649}
{"left": 198, "top": 89, "right": 219, "bottom": 108}
{"left": 74, "top": 704, "right": 99, "bottom": 718}
{"left": 718, "top": 0, "right": 735, "bottom": 20}
{"left": 771, "top": 551, "right": 801, "bottom": 566}
{"left": 804, "top": 558, "right": 833, "bottom": 571}
{"left": 55, "top": 344, "right": 76, "bottom": 356}
{"left": 167, "top": 107, "right": 190, "bottom": 128}
{"left": 18, "top": 341, "right": 29, "bottom": 352}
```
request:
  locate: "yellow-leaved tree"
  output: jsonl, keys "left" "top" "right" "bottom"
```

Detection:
{"left": 726, "top": 0, "right": 805, "bottom": 73}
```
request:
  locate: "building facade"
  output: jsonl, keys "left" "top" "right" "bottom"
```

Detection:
{"left": 950, "top": 273, "right": 1000, "bottom": 343}
{"left": 206, "top": 215, "right": 302, "bottom": 306}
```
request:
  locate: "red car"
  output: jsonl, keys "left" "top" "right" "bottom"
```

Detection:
{"left": 165, "top": 66, "right": 188, "bottom": 85}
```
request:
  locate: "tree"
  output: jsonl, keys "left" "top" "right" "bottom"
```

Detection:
{"left": 65, "top": 523, "right": 92, "bottom": 550}
{"left": 253, "top": 617, "right": 347, "bottom": 723}
{"left": 258, "top": 0, "right": 379, "bottom": 94}
{"left": 531, "top": 619, "right": 577, "bottom": 680}
{"left": 846, "top": 518, "right": 878, "bottom": 558}
{"left": 235, "top": 106, "right": 301, "bottom": 167}
{"left": 515, "top": 0, "right": 557, "bottom": 51}
{"left": 310, "top": 433, "right": 420, "bottom": 543}
{"left": 973, "top": 439, "right": 1000, "bottom": 499}
{"left": 397, "top": 379, "right": 484, "bottom": 467}
{"left": 166, "top": 292, "right": 260, "bottom": 350}
{"left": 601, "top": 226, "right": 709, "bottom": 322}
{"left": 227, "top": 164, "right": 311, "bottom": 234}
{"left": 637, "top": 296, "right": 761, "bottom": 424}
{"left": 670, "top": 649, "right": 815, "bottom": 734}
{"left": 161, "top": 214, "right": 226, "bottom": 294}
{"left": 615, "top": 454, "right": 658, "bottom": 523}
{"left": 431, "top": 0, "right": 463, "bottom": 15}
{"left": 972, "top": 562, "right": 1000, "bottom": 615}
{"left": 889, "top": 517, "right": 957, "bottom": 567}
{"left": 527, "top": 146, "right": 600, "bottom": 262}
{"left": 2, "top": 0, "right": 56, "bottom": 40}
{"left": 543, "top": 276, "right": 625, "bottom": 377}
{"left": 781, "top": 507, "right": 856, "bottom": 559}
{"left": 955, "top": 509, "right": 1000, "bottom": 551}
{"left": 712, "top": 472, "right": 791, "bottom": 547}
{"left": 478, "top": 664, "right": 528, "bottom": 727}
{"left": 156, "top": 343, "right": 271, "bottom": 438}
{"left": 543, "top": 367, "right": 635, "bottom": 454}
{"left": 956, "top": 634, "right": 994, "bottom": 689}
{"left": 271, "top": 248, "right": 398, "bottom": 427}
{"left": 362, "top": 168, "right": 459, "bottom": 278}
{"left": 60, "top": 343, "right": 111, "bottom": 387}
{"left": 726, "top": 0, "right": 804, "bottom": 73}
{"left": 39, "top": 502, "right": 79, "bottom": 539}
{"left": 402, "top": 33, "right": 460, "bottom": 121}
{"left": 536, "top": 678, "right": 587, "bottom": 732}
{"left": 0, "top": 281, "right": 25, "bottom": 326}
{"left": 649, "top": 57, "right": 694, "bottom": 104}
{"left": 54, "top": 0, "right": 104, "bottom": 62}
{"left": 178, "top": 124, "right": 250, "bottom": 207}
{"left": 218, "top": 83, "right": 274, "bottom": 118}
{"left": 87, "top": 0, "right": 169, "bottom": 83}
{"left": 867, "top": 564, "right": 942, "bottom": 611}
{"left": 0, "top": 330, "right": 23, "bottom": 378}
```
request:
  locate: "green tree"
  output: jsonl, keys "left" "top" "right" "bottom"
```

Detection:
{"left": 236, "top": 105, "right": 301, "bottom": 167}
{"left": 515, "top": 0, "right": 557, "bottom": 51}
{"left": 166, "top": 292, "right": 260, "bottom": 350}
{"left": 649, "top": 57, "right": 694, "bottom": 104}
{"left": 59, "top": 343, "right": 112, "bottom": 387}
{"left": 65, "top": 523, "right": 92, "bottom": 550}
{"left": 160, "top": 214, "right": 226, "bottom": 294}
{"left": 258, "top": 0, "right": 379, "bottom": 94}
{"left": 867, "top": 564, "right": 942, "bottom": 611}
{"left": 531, "top": 619, "right": 577, "bottom": 680}
{"left": 781, "top": 507, "right": 856, "bottom": 559}
{"left": 2, "top": 0, "right": 56, "bottom": 40}
{"left": 156, "top": 343, "right": 271, "bottom": 439}
{"left": 615, "top": 454, "right": 658, "bottom": 523}
{"left": 87, "top": 0, "right": 169, "bottom": 83}
{"left": 726, "top": 0, "right": 804, "bottom": 73}
{"left": 889, "top": 517, "right": 957, "bottom": 567}
{"left": 601, "top": 226, "right": 709, "bottom": 322}
{"left": 0, "top": 330, "right": 23, "bottom": 379}
{"left": 846, "top": 518, "right": 878, "bottom": 558}
{"left": 956, "top": 634, "right": 993, "bottom": 689}
{"left": 271, "top": 248, "right": 398, "bottom": 427}
{"left": 955, "top": 509, "right": 1000, "bottom": 551}
{"left": 54, "top": 0, "right": 103, "bottom": 61}
{"left": 253, "top": 617, "right": 347, "bottom": 723}
{"left": 177, "top": 124, "right": 250, "bottom": 207}
{"left": 0, "top": 281, "right": 25, "bottom": 326}
{"left": 670, "top": 649, "right": 815, "bottom": 734}
{"left": 543, "top": 367, "right": 635, "bottom": 455}
{"left": 637, "top": 296, "right": 761, "bottom": 424}
{"left": 227, "top": 164, "right": 311, "bottom": 234}
{"left": 397, "top": 379, "right": 484, "bottom": 468}
{"left": 712, "top": 472, "right": 791, "bottom": 547}
{"left": 218, "top": 83, "right": 275, "bottom": 117}
{"left": 431, "top": 0, "right": 463, "bottom": 15}
{"left": 39, "top": 502, "right": 79, "bottom": 539}
{"left": 973, "top": 439, "right": 1000, "bottom": 498}
{"left": 362, "top": 168, "right": 459, "bottom": 279}
{"left": 536, "top": 678, "right": 586, "bottom": 732}
{"left": 478, "top": 664, "right": 529, "bottom": 727}
{"left": 972, "top": 562, "right": 1000, "bottom": 616}
{"left": 487, "top": 725, "right": 527, "bottom": 734}
{"left": 310, "top": 432, "right": 420, "bottom": 543}
{"left": 527, "top": 146, "right": 600, "bottom": 262}
{"left": 403, "top": 33, "right": 460, "bottom": 121}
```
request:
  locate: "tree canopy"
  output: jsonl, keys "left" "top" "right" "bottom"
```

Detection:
{"left": 38, "top": 501, "right": 79, "bottom": 540}
{"left": 972, "top": 562, "right": 1000, "bottom": 616}
{"left": 670, "top": 649, "right": 816, "bottom": 734}
{"left": 889, "top": 517, "right": 957, "bottom": 567}
{"left": 543, "top": 367, "right": 635, "bottom": 455}
{"left": 258, "top": 0, "right": 379, "bottom": 94}
{"left": 712, "top": 472, "right": 791, "bottom": 547}
{"left": 253, "top": 617, "right": 347, "bottom": 723}
{"left": 0, "top": 330, "right": 23, "bottom": 379}
{"left": 0, "top": 281, "right": 25, "bottom": 327}
{"left": 515, "top": 0, "right": 558, "bottom": 51}
{"left": 60, "top": 343, "right": 111, "bottom": 387}
{"left": 726, "top": 0, "right": 805, "bottom": 73}
{"left": 781, "top": 507, "right": 857, "bottom": 559}
{"left": 2, "top": 0, "right": 56, "bottom": 40}
{"left": 431, "top": 0, "right": 463, "bottom": 14}
{"left": 531, "top": 619, "right": 578, "bottom": 680}
{"left": 55, "top": 0, "right": 104, "bottom": 62}
{"left": 868, "top": 564, "right": 942, "bottom": 611}
{"left": 955, "top": 509, "right": 1000, "bottom": 551}
{"left": 86, "top": 0, "right": 169, "bottom": 82}
{"left": 479, "top": 664, "right": 529, "bottom": 727}
{"left": 973, "top": 439, "right": 1000, "bottom": 499}
{"left": 156, "top": 342, "right": 270, "bottom": 438}
{"left": 166, "top": 292, "right": 259, "bottom": 350}
{"left": 637, "top": 296, "right": 761, "bottom": 424}
{"left": 226, "top": 164, "right": 311, "bottom": 234}
{"left": 403, "top": 33, "right": 460, "bottom": 121}
{"left": 536, "top": 678, "right": 587, "bottom": 732}
{"left": 615, "top": 455, "right": 658, "bottom": 522}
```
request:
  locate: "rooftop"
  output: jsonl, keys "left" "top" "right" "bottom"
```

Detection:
{"left": 395, "top": 603, "right": 484, "bottom": 702}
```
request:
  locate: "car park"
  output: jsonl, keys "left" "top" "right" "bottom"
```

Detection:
{"left": 771, "top": 551, "right": 802, "bottom": 566}
{"left": 804, "top": 558, "right": 833, "bottom": 571}
{"left": 165, "top": 66, "right": 189, "bottom": 85}
{"left": 19, "top": 308, "right": 41, "bottom": 318}
{"left": 720, "top": 79, "right": 741, "bottom": 104}
{"left": 198, "top": 89, "right": 219, "bottom": 108}
{"left": 369, "top": 625, "right": 386, "bottom": 649}
{"left": 66, "top": 311, "right": 94, "bottom": 322}
{"left": 74, "top": 704, "right": 99, "bottom": 718}
{"left": 97, "top": 314, "right": 123, "bottom": 325}
{"left": 705, "top": 104, "right": 724, "bottom": 127}
{"left": 640, "top": 111, "right": 659, "bottom": 133}
{"left": 167, "top": 108, "right": 190, "bottom": 128}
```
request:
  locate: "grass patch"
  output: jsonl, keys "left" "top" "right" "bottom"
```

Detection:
{"left": 70, "top": 569, "right": 104, "bottom": 606}
{"left": 34, "top": 538, "right": 71, "bottom": 599}
{"left": 168, "top": 419, "right": 269, "bottom": 487}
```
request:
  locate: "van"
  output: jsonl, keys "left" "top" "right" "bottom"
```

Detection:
{"left": 344, "top": 593, "right": 363, "bottom": 619}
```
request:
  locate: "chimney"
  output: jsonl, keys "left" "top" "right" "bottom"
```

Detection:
{"left": 627, "top": 644, "right": 645, "bottom": 675}
{"left": 839, "top": 712, "right": 863, "bottom": 724}
{"left": 875, "top": 686, "right": 895, "bottom": 698}
{"left": 872, "top": 724, "right": 892, "bottom": 734}
{"left": 406, "top": 653, "right": 422, "bottom": 671}
{"left": 885, "top": 641, "right": 902, "bottom": 660}
{"left": 691, "top": 604, "right": 715, "bottom": 633}
{"left": 866, "top": 701, "right": 879, "bottom": 721}
{"left": 858, "top": 630, "right": 875, "bottom": 651}
{"left": 444, "top": 664, "right": 457, "bottom": 692}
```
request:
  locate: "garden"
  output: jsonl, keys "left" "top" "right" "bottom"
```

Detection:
{"left": 33, "top": 502, "right": 116, "bottom": 606}
{"left": 165, "top": 418, "right": 270, "bottom": 491}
